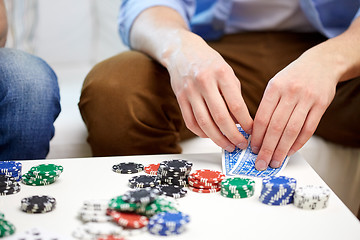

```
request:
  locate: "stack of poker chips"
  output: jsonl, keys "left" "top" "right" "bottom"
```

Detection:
{"left": 0, "top": 161, "right": 22, "bottom": 195}
{"left": 294, "top": 185, "right": 331, "bottom": 210}
{"left": 21, "top": 195, "right": 56, "bottom": 213}
{"left": 147, "top": 211, "right": 190, "bottom": 236}
{"left": 78, "top": 199, "right": 112, "bottom": 222}
{"left": 156, "top": 159, "right": 192, "bottom": 188}
{"left": 259, "top": 176, "right": 297, "bottom": 206}
{"left": 188, "top": 169, "right": 225, "bottom": 193}
{"left": 220, "top": 177, "right": 255, "bottom": 198}
{"left": 22, "top": 163, "right": 63, "bottom": 186}
{"left": 0, "top": 212, "right": 16, "bottom": 237}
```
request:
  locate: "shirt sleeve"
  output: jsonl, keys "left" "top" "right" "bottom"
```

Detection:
{"left": 118, "top": 0, "right": 196, "bottom": 48}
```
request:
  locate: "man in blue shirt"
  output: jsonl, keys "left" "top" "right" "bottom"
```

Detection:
{"left": 80, "top": 0, "right": 359, "bottom": 165}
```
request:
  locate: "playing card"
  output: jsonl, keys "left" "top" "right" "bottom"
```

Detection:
{"left": 222, "top": 125, "right": 289, "bottom": 177}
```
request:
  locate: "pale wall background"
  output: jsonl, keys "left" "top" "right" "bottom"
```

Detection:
{"left": 4, "top": 0, "right": 360, "bottom": 217}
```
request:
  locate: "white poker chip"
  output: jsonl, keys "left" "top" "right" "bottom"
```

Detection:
{"left": 83, "top": 222, "right": 123, "bottom": 236}
{"left": 82, "top": 199, "right": 109, "bottom": 210}
{"left": 72, "top": 225, "right": 94, "bottom": 240}
{"left": 294, "top": 185, "right": 331, "bottom": 210}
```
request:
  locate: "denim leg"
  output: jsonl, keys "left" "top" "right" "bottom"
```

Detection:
{"left": 0, "top": 48, "right": 61, "bottom": 160}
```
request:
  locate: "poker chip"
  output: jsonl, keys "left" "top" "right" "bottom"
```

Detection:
{"left": 0, "top": 218, "right": 16, "bottom": 237}
{"left": 29, "top": 164, "right": 63, "bottom": 177}
{"left": 72, "top": 225, "right": 94, "bottom": 240}
{"left": 112, "top": 162, "right": 144, "bottom": 174}
{"left": 142, "top": 196, "right": 178, "bottom": 217}
{"left": 21, "top": 195, "right": 56, "bottom": 213}
{"left": 220, "top": 177, "right": 255, "bottom": 199}
{"left": 128, "top": 175, "right": 161, "bottom": 188}
{"left": 190, "top": 169, "right": 225, "bottom": 184}
{"left": 83, "top": 222, "right": 123, "bottom": 236}
{"left": 294, "top": 185, "right": 331, "bottom": 210}
{"left": 259, "top": 176, "right": 297, "bottom": 206}
{"left": 0, "top": 184, "right": 21, "bottom": 196}
{"left": 78, "top": 202, "right": 112, "bottom": 223}
{"left": 0, "top": 212, "right": 4, "bottom": 219}
{"left": 0, "top": 161, "right": 22, "bottom": 174}
{"left": 97, "top": 235, "right": 126, "bottom": 240}
{"left": 83, "top": 199, "right": 110, "bottom": 210}
{"left": 144, "top": 163, "right": 160, "bottom": 175}
{"left": 21, "top": 173, "right": 58, "bottom": 186}
{"left": 156, "top": 160, "right": 192, "bottom": 187}
{"left": 147, "top": 211, "right": 190, "bottom": 236}
{"left": 109, "top": 211, "right": 149, "bottom": 228}
{"left": 108, "top": 196, "right": 143, "bottom": 212}
{"left": 122, "top": 188, "right": 160, "bottom": 204}
{"left": 188, "top": 177, "right": 219, "bottom": 189}
{"left": 188, "top": 186, "right": 221, "bottom": 193}
{"left": 156, "top": 184, "right": 187, "bottom": 199}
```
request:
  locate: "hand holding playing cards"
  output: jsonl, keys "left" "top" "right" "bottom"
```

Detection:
{"left": 165, "top": 32, "right": 253, "bottom": 152}
{"left": 250, "top": 49, "right": 338, "bottom": 171}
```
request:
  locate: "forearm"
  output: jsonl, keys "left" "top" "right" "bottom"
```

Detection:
{"left": 130, "top": 6, "right": 204, "bottom": 68}
{"left": 306, "top": 17, "right": 360, "bottom": 83}
{"left": 0, "top": 0, "right": 7, "bottom": 47}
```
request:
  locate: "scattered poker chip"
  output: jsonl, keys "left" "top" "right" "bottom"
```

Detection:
{"left": 78, "top": 205, "right": 112, "bottom": 223}
{"left": 83, "top": 222, "right": 123, "bottom": 236}
{"left": 188, "top": 186, "right": 221, "bottom": 193}
{"left": 110, "top": 211, "right": 149, "bottom": 228}
{"left": 142, "top": 196, "right": 178, "bottom": 217}
{"left": 148, "top": 211, "right": 190, "bottom": 236}
{"left": 112, "top": 162, "right": 144, "bottom": 174}
{"left": 144, "top": 163, "right": 160, "bottom": 175}
{"left": 259, "top": 176, "right": 297, "bottom": 206}
{"left": 21, "top": 173, "right": 58, "bottom": 186}
{"left": 83, "top": 199, "right": 110, "bottom": 210}
{"left": 0, "top": 218, "right": 16, "bottom": 237}
{"left": 294, "top": 185, "right": 331, "bottom": 210}
{"left": 0, "top": 161, "right": 22, "bottom": 174}
{"left": 72, "top": 225, "right": 94, "bottom": 240}
{"left": 29, "top": 164, "right": 63, "bottom": 177}
{"left": 97, "top": 235, "right": 126, "bottom": 240}
{"left": 190, "top": 169, "right": 225, "bottom": 184}
{"left": 128, "top": 175, "right": 161, "bottom": 188}
{"left": 21, "top": 195, "right": 56, "bottom": 213}
{"left": 108, "top": 196, "right": 143, "bottom": 212}
{"left": 122, "top": 188, "right": 160, "bottom": 204}
{"left": 156, "top": 184, "right": 187, "bottom": 199}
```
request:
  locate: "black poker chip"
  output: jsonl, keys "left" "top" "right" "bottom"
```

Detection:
{"left": 156, "top": 184, "right": 187, "bottom": 199}
{"left": 158, "top": 159, "right": 192, "bottom": 173}
{"left": 112, "top": 162, "right": 144, "bottom": 174}
{"left": 21, "top": 195, "right": 56, "bottom": 213}
{"left": 122, "top": 188, "right": 160, "bottom": 204}
{"left": 128, "top": 175, "right": 161, "bottom": 188}
{"left": 0, "top": 182, "right": 20, "bottom": 191}
{"left": 0, "top": 180, "right": 15, "bottom": 188}
{"left": 0, "top": 185, "right": 21, "bottom": 196}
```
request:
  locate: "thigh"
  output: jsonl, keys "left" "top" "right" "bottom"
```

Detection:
{"left": 79, "top": 51, "right": 194, "bottom": 156}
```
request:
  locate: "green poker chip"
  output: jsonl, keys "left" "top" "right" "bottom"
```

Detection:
{"left": 220, "top": 177, "right": 255, "bottom": 199}
{"left": 21, "top": 173, "right": 58, "bottom": 186}
{"left": 0, "top": 219, "right": 16, "bottom": 237}
{"left": 141, "top": 197, "right": 178, "bottom": 217}
{"left": 29, "top": 164, "right": 63, "bottom": 177}
{"left": 108, "top": 196, "right": 143, "bottom": 212}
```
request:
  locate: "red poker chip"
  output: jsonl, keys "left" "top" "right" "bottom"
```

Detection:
{"left": 190, "top": 169, "right": 225, "bottom": 184}
{"left": 144, "top": 163, "right": 160, "bottom": 175}
{"left": 188, "top": 177, "right": 221, "bottom": 189}
{"left": 188, "top": 186, "right": 221, "bottom": 193}
{"left": 97, "top": 236, "right": 125, "bottom": 240}
{"left": 110, "top": 211, "right": 149, "bottom": 229}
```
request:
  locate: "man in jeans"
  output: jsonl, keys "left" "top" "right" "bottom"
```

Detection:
{"left": 0, "top": 0, "right": 61, "bottom": 160}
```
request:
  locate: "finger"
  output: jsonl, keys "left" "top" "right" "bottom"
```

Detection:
{"left": 270, "top": 102, "right": 311, "bottom": 168}
{"left": 251, "top": 85, "right": 280, "bottom": 154}
{"left": 255, "top": 97, "right": 296, "bottom": 171}
{"left": 289, "top": 105, "right": 325, "bottom": 154}
{"left": 219, "top": 77, "right": 253, "bottom": 135}
{"left": 189, "top": 94, "right": 236, "bottom": 152}
{"left": 177, "top": 94, "right": 207, "bottom": 138}
{"left": 203, "top": 86, "right": 249, "bottom": 149}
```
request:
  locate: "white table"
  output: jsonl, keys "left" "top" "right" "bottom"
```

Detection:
{"left": 1, "top": 152, "right": 360, "bottom": 240}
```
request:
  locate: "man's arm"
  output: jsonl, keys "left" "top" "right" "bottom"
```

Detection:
{"left": 250, "top": 17, "right": 360, "bottom": 171}
{"left": 0, "top": 0, "right": 8, "bottom": 47}
{"left": 130, "top": 6, "right": 253, "bottom": 152}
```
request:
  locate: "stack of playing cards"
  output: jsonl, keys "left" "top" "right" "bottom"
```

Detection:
{"left": 222, "top": 125, "right": 289, "bottom": 177}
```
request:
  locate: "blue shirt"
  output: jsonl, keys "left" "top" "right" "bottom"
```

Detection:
{"left": 118, "top": 0, "right": 360, "bottom": 47}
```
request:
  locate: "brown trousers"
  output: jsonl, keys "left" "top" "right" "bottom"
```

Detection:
{"left": 79, "top": 32, "right": 360, "bottom": 157}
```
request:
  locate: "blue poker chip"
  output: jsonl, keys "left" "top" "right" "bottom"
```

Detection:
{"left": 0, "top": 161, "right": 22, "bottom": 174}
{"left": 259, "top": 176, "right": 296, "bottom": 206}
{"left": 148, "top": 211, "right": 190, "bottom": 236}
{"left": 262, "top": 176, "right": 296, "bottom": 189}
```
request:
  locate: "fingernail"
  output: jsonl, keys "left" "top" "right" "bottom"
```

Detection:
{"left": 251, "top": 146, "right": 259, "bottom": 154}
{"left": 270, "top": 160, "right": 281, "bottom": 168}
{"left": 225, "top": 145, "right": 235, "bottom": 152}
{"left": 288, "top": 149, "right": 295, "bottom": 156}
{"left": 237, "top": 142, "right": 247, "bottom": 150}
{"left": 255, "top": 159, "right": 267, "bottom": 171}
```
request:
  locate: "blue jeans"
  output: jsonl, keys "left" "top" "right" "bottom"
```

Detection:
{"left": 0, "top": 48, "right": 61, "bottom": 160}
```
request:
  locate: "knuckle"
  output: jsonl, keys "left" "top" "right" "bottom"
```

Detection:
{"left": 254, "top": 117, "right": 267, "bottom": 128}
